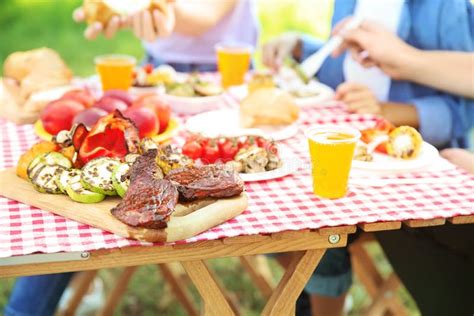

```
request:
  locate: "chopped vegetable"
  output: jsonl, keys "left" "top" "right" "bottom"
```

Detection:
{"left": 81, "top": 157, "right": 120, "bottom": 195}
{"left": 16, "top": 142, "right": 60, "bottom": 179}
{"left": 31, "top": 165, "right": 65, "bottom": 194}
{"left": 27, "top": 152, "right": 72, "bottom": 182}
{"left": 56, "top": 168, "right": 81, "bottom": 194}
{"left": 112, "top": 163, "right": 131, "bottom": 198}
{"left": 66, "top": 172, "right": 105, "bottom": 204}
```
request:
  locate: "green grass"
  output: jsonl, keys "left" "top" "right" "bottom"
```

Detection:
{"left": 0, "top": 0, "right": 419, "bottom": 314}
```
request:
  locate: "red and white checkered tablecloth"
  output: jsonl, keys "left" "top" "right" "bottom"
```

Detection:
{"left": 1, "top": 96, "right": 473, "bottom": 258}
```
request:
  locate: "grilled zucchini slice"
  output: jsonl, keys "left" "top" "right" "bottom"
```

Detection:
{"left": 111, "top": 163, "right": 131, "bottom": 198}
{"left": 66, "top": 173, "right": 105, "bottom": 204}
{"left": 56, "top": 168, "right": 81, "bottom": 194}
{"left": 31, "top": 165, "right": 65, "bottom": 194}
{"left": 27, "top": 152, "right": 72, "bottom": 181}
{"left": 81, "top": 157, "right": 120, "bottom": 196}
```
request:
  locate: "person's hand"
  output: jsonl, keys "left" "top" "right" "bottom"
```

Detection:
{"left": 335, "top": 82, "right": 381, "bottom": 114}
{"left": 262, "top": 33, "right": 301, "bottom": 71}
{"left": 73, "top": 8, "right": 125, "bottom": 40}
{"left": 440, "top": 148, "right": 474, "bottom": 174}
{"left": 128, "top": 8, "right": 175, "bottom": 42}
{"left": 332, "top": 18, "right": 419, "bottom": 80}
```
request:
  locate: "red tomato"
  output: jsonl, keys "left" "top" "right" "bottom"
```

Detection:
{"left": 239, "top": 136, "right": 256, "bottom": 149}
{"left": 182, "top": 141, "right": 203, "bottom": 160}
{"left": 40, "top": 99, "right": 85, "bottom": 135}
{"left": 374, "top": 118, "right": 395, "bottom": 133}
{"left": 202, "top": 141, "right": 220, "bottom": 164}
{"left": 143, "top": 64, "right": 154, "bottom": 74}
{"left": 219, "top": 138, "right": 239, "bottom": 162}
{"left": 256, "top": 136, "right": 269, "bottom": 148}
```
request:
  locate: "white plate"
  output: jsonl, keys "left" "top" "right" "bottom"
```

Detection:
{"left": 352, "top": 142, "right": 439, "bottom": 172}
{"left": 160, "top": 93, "right": 224, "bottom": 115}
{"left": 228, "top": 81, "right": 334, "bottom": 107}
{"left": 239, "top": 150, "right": 303, "bottom": 182}
{"left": 185, "top": 109, "right": 299, "bottom": 141}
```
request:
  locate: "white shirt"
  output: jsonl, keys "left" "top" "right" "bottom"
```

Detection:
{"left": 343, "top": 0, "right": 405, "bottom": 101}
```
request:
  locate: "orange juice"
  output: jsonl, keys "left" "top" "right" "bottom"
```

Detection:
{"left": 95, "top": 55, "right": 136, "bottom": 91}
{"left": 215, "top": 43, "right": 252, "bottom": 88}
{"left": 305, "top": 126, "right": 360, "bottom": 199}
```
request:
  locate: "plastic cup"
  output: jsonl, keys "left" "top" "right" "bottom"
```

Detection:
{"left": 215, "top": 42, "right": 252, "bottom": 88}
{"left": 95, "top": 54, "right": 136, "bottom": 91}
{"left": 305, "top": 126, "right": 360, "bottom": 199}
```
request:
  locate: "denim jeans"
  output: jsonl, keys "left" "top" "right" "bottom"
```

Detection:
{"left": 5, "top": 273, "right": 74, "bottom": 316}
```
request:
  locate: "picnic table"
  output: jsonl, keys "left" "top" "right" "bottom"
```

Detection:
{"left": 1, "top": 92, "right": 473, "bottom": 315}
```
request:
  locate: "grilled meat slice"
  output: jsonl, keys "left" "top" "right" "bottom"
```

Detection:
{"left": 111, "top": 149, "right": 177, "bottom": 229}
{"left": 165, "top": 164, "right": 244, "bottom": 202}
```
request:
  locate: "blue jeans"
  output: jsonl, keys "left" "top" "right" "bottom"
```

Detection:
{"left": 5, "top": 273, "right": 73, "bottom": 316}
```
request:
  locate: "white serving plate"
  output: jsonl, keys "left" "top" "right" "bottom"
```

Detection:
{"left": 184, "top": 109, "right": 299, "bottom": 141}
{"left": 352, "top": 142, "right": 439, "bottom": 172}
{"left": 228, "top": 80, "right": 334, "bottom": 107}
{"left": 239, "top": 150, "right": 303, "bottom": 182}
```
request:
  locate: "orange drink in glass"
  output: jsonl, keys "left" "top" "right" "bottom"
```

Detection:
{"left": 95, "top": 55, "right": 136, "bottom": 91}
{"left": 305, "top": 126, "right": 360, "bottom": 199}
{"left": 215, "top": 43, "right": 252, "bottom": 88}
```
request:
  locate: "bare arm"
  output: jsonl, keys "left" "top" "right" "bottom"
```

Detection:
{"left": 335, "top": 19, "right": 474, "bottom": 98}
{"left": 173, "top": 0, "right": 237, "bottom": 36}
{"left": 403, "top": 51, "right": 474, "bottom": 99}
{"left": 380, "top": 102, "right": 419, "bottom": 128}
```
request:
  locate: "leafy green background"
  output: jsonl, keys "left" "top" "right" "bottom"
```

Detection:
{"left": 0, "top": 0, "right": 420, "bottom": 314}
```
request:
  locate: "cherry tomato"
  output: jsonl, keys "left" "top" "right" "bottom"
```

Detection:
{"left": 182, "top": 141, "right": 203, "bottom": 160}
{"left": 374, "top": 118, "right": 395, "bottom": 133}
{"left": 219, "top": 138, "right": 239, "bottom": 162}
{"left": 238, "top": 136, "right": 256, "bottom": 149}
{"left": 256, "top": 136, "right": 269, "bottom": 148}
{"left": 143, "top": 64, "right": 154, "bottom": 74}
{"left": 202, "top": 140, "right": 220, "bottom": 164}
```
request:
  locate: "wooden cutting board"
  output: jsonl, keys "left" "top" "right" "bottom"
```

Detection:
{"left": 0, "top": 168, "right": 248, "bottom": 242}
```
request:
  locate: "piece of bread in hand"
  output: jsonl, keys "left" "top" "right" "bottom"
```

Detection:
{"left": 240, "top": 87, "right": 299, "bottom": 128}
{"left": 83, "top": 0, "right": 169, "bottom": 24}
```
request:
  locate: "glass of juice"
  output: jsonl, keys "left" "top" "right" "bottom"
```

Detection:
{"left": 95, "top": 54, "right": 136, "bottom": 91}
{"left": 305, "top": 126, "right": 361, "bottom": 199}
{"left": 215, "top": 42, "right": 252, "bottom": 88}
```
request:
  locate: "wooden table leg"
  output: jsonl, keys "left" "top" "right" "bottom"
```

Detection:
{"left": 182, "top": 260, "right": 235, "bottom": 316}
{"left": 98, "top": 266, "right": 137, "bottom": 316}
{"left": 158, "top": 263, "right": 199, "bottom": 316}
{"left": 262, "top": 249, "right": 326, "bottom": 316}
{"left": 61, "top": 270, "right": 97, "bottom": 316}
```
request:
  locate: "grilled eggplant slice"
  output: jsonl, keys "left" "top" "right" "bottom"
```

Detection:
{"left": 31, "top": 165, "right": 65, "bottom": 194}
{"left": 27, "top": 152, "right": 72, "bottom": 181}
{"left": 56, "top": 168, "right": 81, "bottom": 194}
{"left": 81, "top": 157, "right": 120, "bottom": 196}
{"left": 66, "top": 173, "right": 105, "bottom": 204}
{"left": 112, "top": 163, "right": 131, "bottom": 198}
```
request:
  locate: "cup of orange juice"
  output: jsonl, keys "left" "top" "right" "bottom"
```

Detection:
{"left": 215, "top": 42, "right": 252, "bottom": 88}
{"left": 305, "top": 126, "right": 360, "bottom": 199}
{"left": 95, "top": 54, "right": 136, "bottom": 91}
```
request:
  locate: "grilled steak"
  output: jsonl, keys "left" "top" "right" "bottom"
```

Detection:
{"left": 165, "top": 164, "right": 244, "bottom": 202}
{"left": 111, "top": 150, "right": 177, "bottom": 229}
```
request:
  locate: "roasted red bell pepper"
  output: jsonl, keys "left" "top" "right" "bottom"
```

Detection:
{"left": 360, "top": 118, "right": 396, "bottom": 154}
{"left": 73, "top": 110, "right": 140, "bottom": 167}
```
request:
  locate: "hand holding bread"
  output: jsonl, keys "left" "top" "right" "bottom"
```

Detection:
{"left": 74, "top": 0, "right": 174, "bottom": 41}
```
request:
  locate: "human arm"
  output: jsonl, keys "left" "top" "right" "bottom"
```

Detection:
{"left": 173, "top": 0, "right": 237, "bottom": 36}
{"left": 333, "top": 19, "right": 474, "bottom": 98}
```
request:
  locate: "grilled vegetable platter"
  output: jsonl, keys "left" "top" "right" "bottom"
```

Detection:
{"left": 4, "top": 110, "right": 249, "bottom": 242}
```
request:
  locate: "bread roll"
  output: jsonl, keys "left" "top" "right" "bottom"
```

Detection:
{"left": 240, "top": 88, "right": 299, "bottom": 128}
{"left": 83, "top": 0, "right": 168, "bottom": 24}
